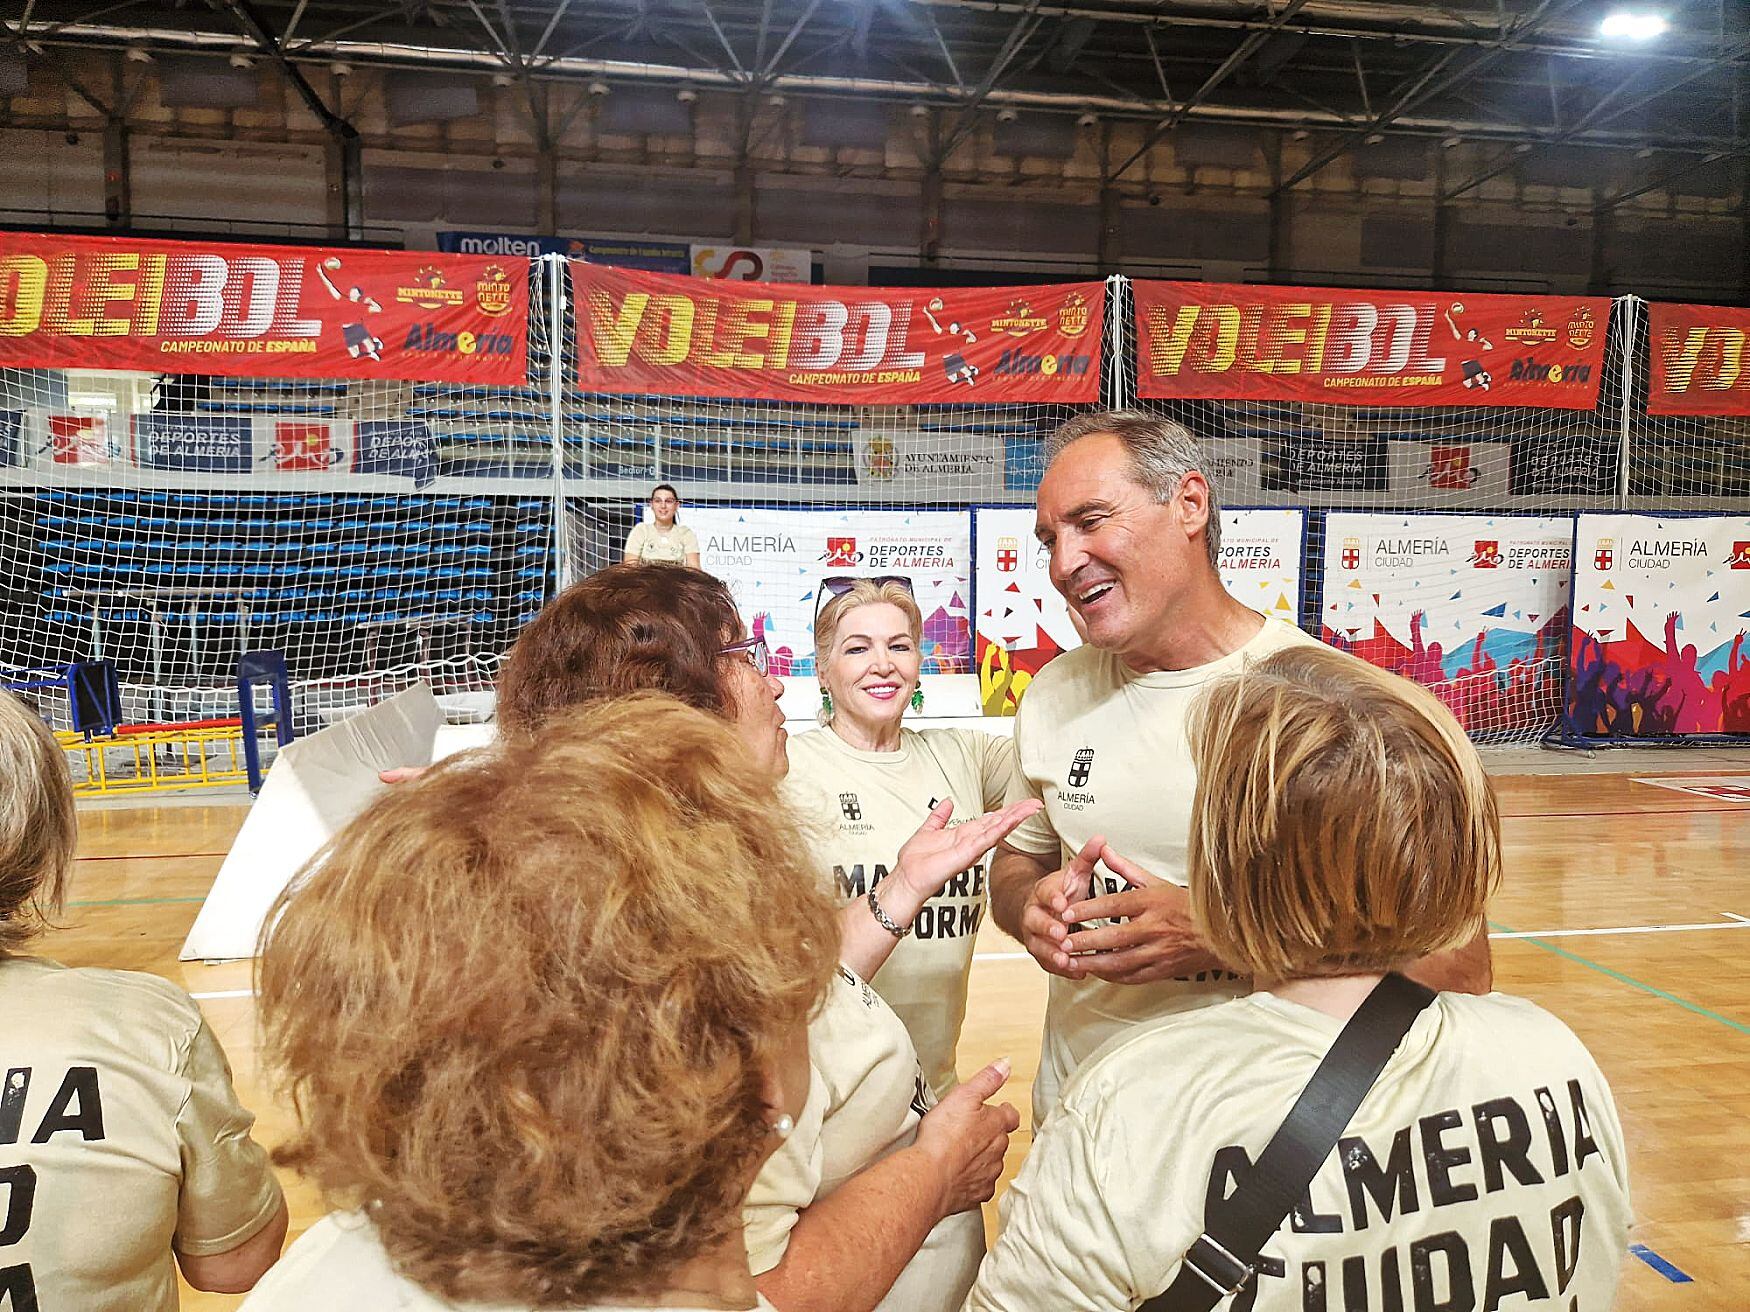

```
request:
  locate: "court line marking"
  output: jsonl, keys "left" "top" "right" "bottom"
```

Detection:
{"left": 971, "top": 917, "right": 1750, "bottom": 962}
{"left": 1628, "top": 1244, "right": 1694, "bottom": 1284}
{"left": 1489, "top": 918, "right": 1750, "bottom": 940}
{"left": 1489, "top": 920, "right": 1750, "bottom": 1038}
{"left": 190, "top": 989, "right": 256, "bottom": 1000}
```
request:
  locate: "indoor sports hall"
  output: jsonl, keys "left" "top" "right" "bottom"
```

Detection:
{"left": 3, "top": 2, "right": 1747, "bottom": 1310}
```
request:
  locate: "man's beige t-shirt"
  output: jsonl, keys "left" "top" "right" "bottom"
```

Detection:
{"left": 243, "top": 1210, "right": 783, "bottom": 1311}
{"left": 967, "top": 990, "right": 1633, "bottom": 1312}
{"left": 1003, "top": 616, "right": 1321, "bottom": 1123}
{"left": 0, "top": 956, "right": 283, "bottom": 1312}
{"left": 784, "top": 726, "right": 1021, "bottom": 1095}
{"left": 745, "top": 964, "right": 984, "bottom": 1312}
{"left": 625, "top": 521, "right": 700, "bottom": 564}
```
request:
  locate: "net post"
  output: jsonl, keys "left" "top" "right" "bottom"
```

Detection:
{"left": 544, "top": 253, "right": 576, "bottom": 591}
{"left": 1105, "top": 274, "right": 1131, "bottom": 409}
{"left": 1615, "top": 294, "right": 1640, "bottom": 510}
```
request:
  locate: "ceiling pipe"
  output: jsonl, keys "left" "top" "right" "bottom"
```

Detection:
{"left": 23, "top": 21, "right": 1744, "bottom": 155}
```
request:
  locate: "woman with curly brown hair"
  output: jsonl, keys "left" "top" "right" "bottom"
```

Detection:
{"left": 245, "top": 696, "right": 828, "bottom": 1310}
{"left": 275, "top": 564, "right": 1035, "bottom": 1312}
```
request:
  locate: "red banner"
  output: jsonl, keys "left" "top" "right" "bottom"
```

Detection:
{"left": 574, "top": 264, "right": 1102, "bottom": 403}
{"left": 1135, "top": 280, "right": 1609, "bottom": 411}
{"left": 1647, "top": 302, "right": 1750, "bottom": 415}
{"left": 0, "top": 232, "right": 529, "bottom": 383}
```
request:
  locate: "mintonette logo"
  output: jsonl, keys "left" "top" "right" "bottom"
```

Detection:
{"left": 1341, "top": 537, "right": 1361, "bottom": 570}
{"left": 1058, "top": 292, "right": 1091, "bottom": 337}
{"left": 475, "top": 264, "right": 514, "bottom": 316}
{"left": 1504, "top": 308, "right": 1559, "bottom": 346}
{"left": 822, "top": 537, "right": 861, "bottom": 567}
{"left": 839, "top": 793, "right": 862, "bottom": 821}
{"left": 1593, "top": 538, "right": 1614, "bottom": 571}
{"left": 995, "top": 536, "right": 1019, "bottom": 573}
{"left": 1470, "top": 540, "right": 1501, "bottom": 569}
{"left": 396, "top": 266, "right": 464, "bottom": 310}
{"left": 1727, "top": 542, "right": 1750, "bottom": 570}
{"left": 990, "top": 298, "right": 1049, "bottom": 337}
{"left": 1067, "top": 748, "right": 1094, "bottom": 788}
{"left": 1566, "top": 306, "right": 1597, "bottom": 350}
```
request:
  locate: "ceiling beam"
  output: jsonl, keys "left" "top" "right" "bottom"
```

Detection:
{"left": 1443, "top": 35, "right": 1750, "bottom": 200}
{"left": 1107, "top": 0, "right": 1312, "bottom": 183}
{"left": 1271, "top": 0, "right": 1593, "bottom": 194}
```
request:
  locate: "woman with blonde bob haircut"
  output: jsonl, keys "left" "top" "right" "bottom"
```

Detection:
{"left": 785, "top": 574, "right": 1022, "bottom": 1096}
{"left": 968, "top": 646, "right": 1632, "bottom": 1312}
{"left": 246, "top": 694, "right": 837, "bottom": 1312}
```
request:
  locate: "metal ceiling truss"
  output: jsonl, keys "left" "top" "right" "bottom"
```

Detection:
{"left": 6, "top": 0, "right": 1747, "bottom": 176}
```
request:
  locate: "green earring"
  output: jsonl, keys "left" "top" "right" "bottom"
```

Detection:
{"left": 909, "top": 686, "right": 924, "bottom": 712}
{"left": 820, "top": 688, "right": 833, "bottom": 716}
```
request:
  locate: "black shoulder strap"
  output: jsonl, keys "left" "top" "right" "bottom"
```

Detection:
{"left": 1140, "top": 974, "right": 1437, "bottom": 1312}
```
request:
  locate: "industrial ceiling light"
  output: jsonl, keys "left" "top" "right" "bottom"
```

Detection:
{"left": 331, "top": 62, "right": 353, "bottom": 77}
{"left": 1441, "top": 135, "right": 1462, "bottom": 148}
{"left": 996, "top": 107, "right": 1018, "bottom": 123}
{"left": 1599, "top": 11, "right": 1669, "bottom": 40}
{"left": 588, "top": 79, "right": 609, "bottom": 96}
{"left": 676, "top": 86, "right": 697, "bottom": 103}
{"left": 228, "top": 53, "right": 254, "bottom": 69}
{"left": 1076, "top": 111, "right": 1097, "bottom": 127}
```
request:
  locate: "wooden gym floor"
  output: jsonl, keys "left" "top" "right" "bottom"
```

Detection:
{"left": 49, "top": 765, "right": 1750, "bottom": 1310}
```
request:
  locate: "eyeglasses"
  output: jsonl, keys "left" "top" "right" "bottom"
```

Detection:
{"left": 816, "top": 574, "right": 914, "bottom": 621}
{"left": 720, "top": 634, "right": 771, "bottom": 676}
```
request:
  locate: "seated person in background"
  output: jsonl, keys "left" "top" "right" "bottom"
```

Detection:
{"left": 623, "top": 482, "right": 701, "bottom": 566}
{"left": 967, "top": 647, "right": 1631, "bottom": 1311}
{"left": 784, "top": 575, "right": 1022, "bottom": 1097}
{"left": 244, "top": 698, "right": 835, "bottom": 1311}
{"left": 0, "top": 690, "right": 286, "bottom": 1309}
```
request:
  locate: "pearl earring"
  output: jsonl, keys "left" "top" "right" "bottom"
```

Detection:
{"left": 772, "top": 1114, "right": 795, "bottom": 1139}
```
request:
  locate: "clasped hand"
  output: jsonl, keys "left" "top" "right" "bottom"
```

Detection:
{"left": 1018, "top": 836, "right": 1223, "bottom": 985}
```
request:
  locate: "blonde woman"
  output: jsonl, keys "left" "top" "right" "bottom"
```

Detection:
{"left": 784, "top": 575, "right": 1020, "bottom": 1096}
{"left": 968, "top": 647, "right": 1631, "bottom": 1311}
{"left": 246, "top": 698, "right": 833, "bottom": 1310}
{"left": 0, "top": 690, "right": 285, "bottom": 1309}
{"left": 623, "top": 483, "right": 702, "bottom": 566}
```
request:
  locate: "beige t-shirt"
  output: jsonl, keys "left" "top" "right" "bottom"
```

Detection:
{"left": 784, "top": 726, "right": 1022, "bottom": 1095}
{"left": 745, "top": 965, "right": 984, "bottom": 1312}
{"left": 625, "top": 521, "right": 700, "bottom": 564}
{"left": 0, "top": 955, "right": 283, "bottom": 1312}
{"left": 968, "top": 990, "right": 1632, "bottom": 1312}
{"left": 243, "top": 1210, "right": 783, "bottom": 1311}
{"left": 1003, "top": 616, "right": 1322, "bottom": 1124}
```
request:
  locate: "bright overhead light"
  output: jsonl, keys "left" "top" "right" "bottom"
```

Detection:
{"left": 1599, "top": 11, "right": 1668, "bottom": 40}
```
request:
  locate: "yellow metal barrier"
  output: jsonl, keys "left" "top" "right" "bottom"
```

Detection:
{"left": 57, "top": 724, "right": 267, "bottom": 796}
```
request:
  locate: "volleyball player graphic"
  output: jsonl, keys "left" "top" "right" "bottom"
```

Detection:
{"left": 1445, "top": 301, "right": 1497, "bottom": 390}
{"left": 314, "top": 255, "right": 386, "bottom": 360}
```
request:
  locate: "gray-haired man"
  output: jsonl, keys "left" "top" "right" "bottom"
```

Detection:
{"left": 988, "top": 410, "right": 1492, "bottom": 1124}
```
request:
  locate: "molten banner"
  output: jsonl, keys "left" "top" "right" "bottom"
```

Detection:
{"left": 0, "top": 232, "right": 529, "bottom": 383}
{"left": 1134, "top": 281, "right": 1609, "bottom": 410}
{"left": 573, "top": 264, "right": 1102, "bottom": 403}
{"left": 1647, "top": 302, "right": 1750, "bottom": 415}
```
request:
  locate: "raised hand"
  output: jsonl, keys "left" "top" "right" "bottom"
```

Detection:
{"left": 889, "top": 797, "right": 1044, "bottom": 904}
